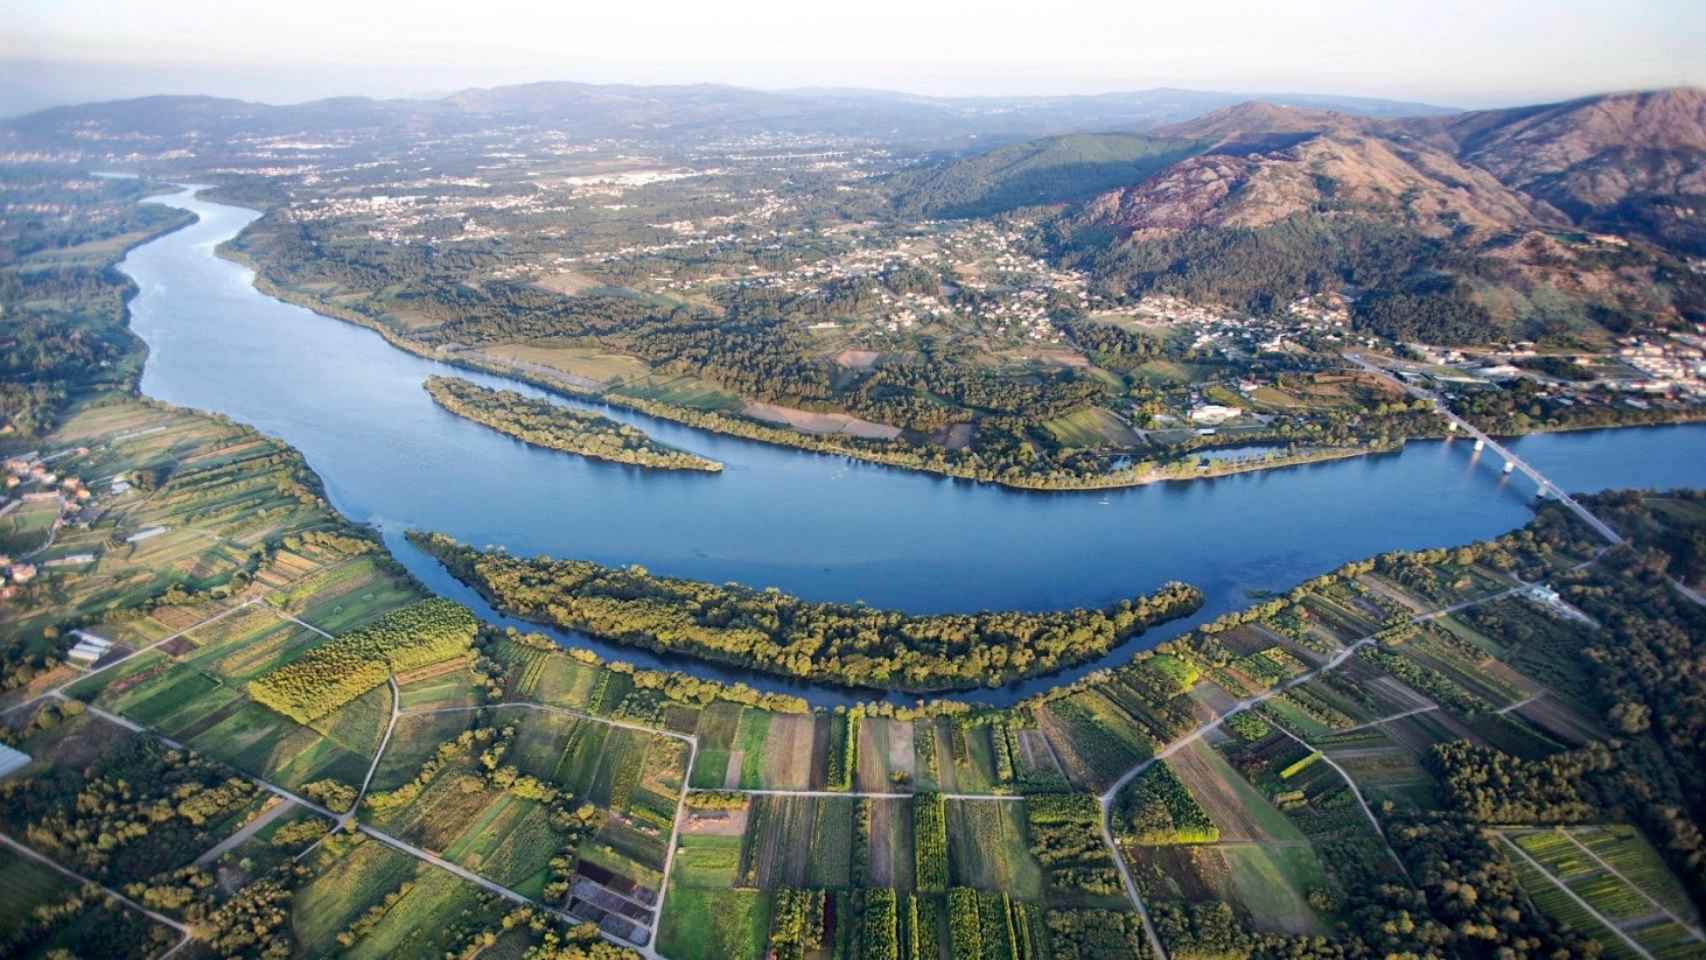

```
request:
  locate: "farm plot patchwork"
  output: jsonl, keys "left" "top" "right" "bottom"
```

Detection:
{"left": 737, "top": 795, "right": 856, "bottom": 889}
{"left": 1508, "top": 828, "right": 1706, "bottom": 958}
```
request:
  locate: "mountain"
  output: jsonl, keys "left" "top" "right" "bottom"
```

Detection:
{"left": 1082, "top": 102, "right": 1551, "bottom": 242}
{"left": 0, "top": 82, "right": 1455, "bottom": 157}
{"left": 884, "top": 132, "right": 1204, "bottom": 218}
{"left": 1068, "top": 92, "right": 1706, "bottom": 340}
{"left": 1408, "top": 88, "right": 1706, "bottom": 253}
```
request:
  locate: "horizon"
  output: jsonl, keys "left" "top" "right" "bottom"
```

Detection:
{"left": 5, "top": 0, "right": 1702, "bottom": 118}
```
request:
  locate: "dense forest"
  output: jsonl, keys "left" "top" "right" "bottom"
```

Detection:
{"left": 409, "top": 530, "right": 1203, "bottom": 692}
{"left": 423, "top": 375, "right": 722, "bottom": 472}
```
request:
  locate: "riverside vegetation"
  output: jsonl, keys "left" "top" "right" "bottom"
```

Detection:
{"left": 423, "top": 375, "right": 723, "bottom": 473}
{"left": 408, "top": 529, "right": 1204, "bottom": 692}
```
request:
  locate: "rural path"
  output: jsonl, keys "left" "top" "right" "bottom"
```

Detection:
{"left": 276, "top": 609, "right": 334, "bottom": 639}
{"left": 3, "top": 552, "right": 373, "bottom": 720}
{"left": 1670, "top": 577, "right": 1706, "bottom": 609}
{"left": 1495, "top": 692, "right": 1545, "bottom": 715}
{"left": 384, "top": 697, "right": 694, "bottom": 955}
{"left": 686, "top": 786, "right": 1023, "bottom": 802}
{"left": 354, "top": 676, "right": 402, "bottom": 810}
{"left": 1554, "top": 829, "right": 1706, "bottom": 941}
{"left": 2, "top": 596, "right": 261, "bottom": 716}
{"left": 645, "top": 730, "right": 699, "bottom": 960}
{"left": 1269, "top": 722, "right": 1409, "bottom": 879}
{"left": 1328, "top": 702, "right": 1438, "bottom": 735}
{"left": 401, "top": 699, "right": 696, "bottom": 747}
{"left": 0, "top": 831, "right": 194, "bottom": 957}
{"left": 1496, "top": 832, "right": 1656, "bottom": 960}
{"left": 194, "top": 796, "right": 296, "bottom": 866}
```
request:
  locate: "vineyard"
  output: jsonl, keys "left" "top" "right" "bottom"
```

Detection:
{"left": 914, "top": 792, "right": 950, "bottom": 893}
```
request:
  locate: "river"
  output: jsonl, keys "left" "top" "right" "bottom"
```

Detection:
{"left": 118, "top": 188, "right": 1706, "bottom": 706}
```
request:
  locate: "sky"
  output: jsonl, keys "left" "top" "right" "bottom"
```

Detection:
{"left": 3, "top": 0, "right": 1702, "bottom": 116}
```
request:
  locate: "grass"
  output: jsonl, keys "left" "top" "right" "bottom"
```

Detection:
{"left": 1507, "top": 848, "right": 1641, "bottom": 960}
{"left": 1574, "top": 825, "right": 1704, "bottom": 928}
{"left": 1221, "top": 845, "right": 1331, "bottom": 935}
{"left": 656, "top": 886, "right": 772, "bottom": 960}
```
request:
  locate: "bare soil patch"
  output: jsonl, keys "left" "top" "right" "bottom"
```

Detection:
{"left": 1168, "top": 741, "right": 1269, "bottom": 843}
{"left": 833, "top": 349, "right": 880, "bottom": 369}
{"left": 684, "top": 805, "right": 748, "bottom": 837}
{"left": 1517, "top": 696, "right": 1601, "bottom": 746}
{"left": 741, "top": 400, "right": 902, "bottom": 440}
{"left": 534, "top": 269, "right": 602, "bottom": 295}
{"left": 764, "top": 714, "right": 816, "bottom": 790}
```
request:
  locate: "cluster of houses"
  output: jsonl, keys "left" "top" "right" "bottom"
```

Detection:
{"left": 1407, "top": 328, "right": 1706, "bottom": 403}
{"left": 1, "top": 449, "right": 109, "bottom": 599}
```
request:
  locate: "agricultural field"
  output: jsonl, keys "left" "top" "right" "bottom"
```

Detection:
{"left": 657, "top": 833, "right": 773, "bottom": 960}
{"left": 945, "top": 799, "right": 1044, "bottom": 899}
{"left": 1505, "top": 828, "right": 1706, "bottom": 960}
{"left": 0, "top": 845, "right": 77, "bottom": 941}
{"left": 1037, "top": 691, "right": 1154, "bottom": 791}
{"left": 292, "top": 832, "right": 514, "bottom": 959}
{"left": 736, "top": 795, "right": 856, "bottom": 888}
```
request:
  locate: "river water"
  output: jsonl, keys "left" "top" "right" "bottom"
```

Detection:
{"left": 119, "top": 188, "right": 1706, "bottom": 705}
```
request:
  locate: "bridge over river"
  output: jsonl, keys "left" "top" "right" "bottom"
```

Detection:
{"left": 1344, "top": 352, "right": 1625, "bottom": 546}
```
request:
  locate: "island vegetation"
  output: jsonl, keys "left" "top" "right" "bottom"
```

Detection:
{"left": 407, "top": 530, "right": 1203, "bottom": 692}
{"left": 423, "top": 375, "right": 723, "bottom": 473}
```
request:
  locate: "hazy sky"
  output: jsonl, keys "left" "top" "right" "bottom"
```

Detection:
{"left": 4, "top": 0, "right": 1702, "bottom": 115}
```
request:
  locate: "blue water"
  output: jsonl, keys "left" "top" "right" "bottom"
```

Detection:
{"left": 120, "top": 189, "right": 1706, "bottom": 705}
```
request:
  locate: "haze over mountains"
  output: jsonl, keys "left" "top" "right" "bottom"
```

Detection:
{"left": 0, "top": 81, "right": 1454, "bottom": 149}
{"left": 7, "top": 79, "right": 1701, "bottom": 342}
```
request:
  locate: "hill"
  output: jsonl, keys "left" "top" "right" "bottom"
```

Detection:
{"left": 885, "top": 132, "right": 1203, "bottom": 217}
{"left": 1410, "top": 87, "right": 1706, "bottom": 253}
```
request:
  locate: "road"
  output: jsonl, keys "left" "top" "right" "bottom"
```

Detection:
{"left": 685, "top": 786, "right": 1024, "bottom": 801}
{"left": 1270, "top": 722, "right": 1409, "bottom": 879}
{"left": 1343, "top": 352, "right": 1624, "bottom": 545}
{"left": 194, "top": 796, "right": 297, "bottom": 867}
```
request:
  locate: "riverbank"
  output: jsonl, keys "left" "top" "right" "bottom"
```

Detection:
{"left": 213, "top": 243, "right": 1426, "bottom": 493}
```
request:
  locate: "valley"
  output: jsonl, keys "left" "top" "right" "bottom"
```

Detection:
{"left": 1, "top": 73, "right": 1705, "bottom": 960}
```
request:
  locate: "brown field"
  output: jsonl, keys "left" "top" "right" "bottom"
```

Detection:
{"left": 534, "top": 269, "right": 603, "bottom": 295}
{"left": 1170, "top": 741, "right": 1287, "bottom": 844}
{"left": 684, "top": 805, "right": 748, "bottom": 838}
{"left": 866, "top": 798, "right": 915, "bottom": 889}
{"left": 856, "top": 717, "right": 915, "bottom": 792}
{"left": 1013, "top": 729, "right": 1062, "bottom": 778}
{"left": 740, "top": 400, "right": 902, "bottom": 440}
{"left": 833, "top": 349, "right": 880, "bottom": 369}
{"left": 763, "top": 714, "right": 817, "bottom": 790}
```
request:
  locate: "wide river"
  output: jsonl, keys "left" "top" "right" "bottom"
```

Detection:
{"left": 120, "top": 188, "right": 1706, "bottom": 706}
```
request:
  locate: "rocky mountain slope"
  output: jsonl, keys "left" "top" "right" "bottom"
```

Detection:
{"left": 1084, "top": 89, "right": 1705, "bottom": 254}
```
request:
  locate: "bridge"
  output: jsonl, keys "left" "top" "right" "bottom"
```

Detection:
{"left": 1343, "top": 352, "right": 1624, "bottom": 546}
